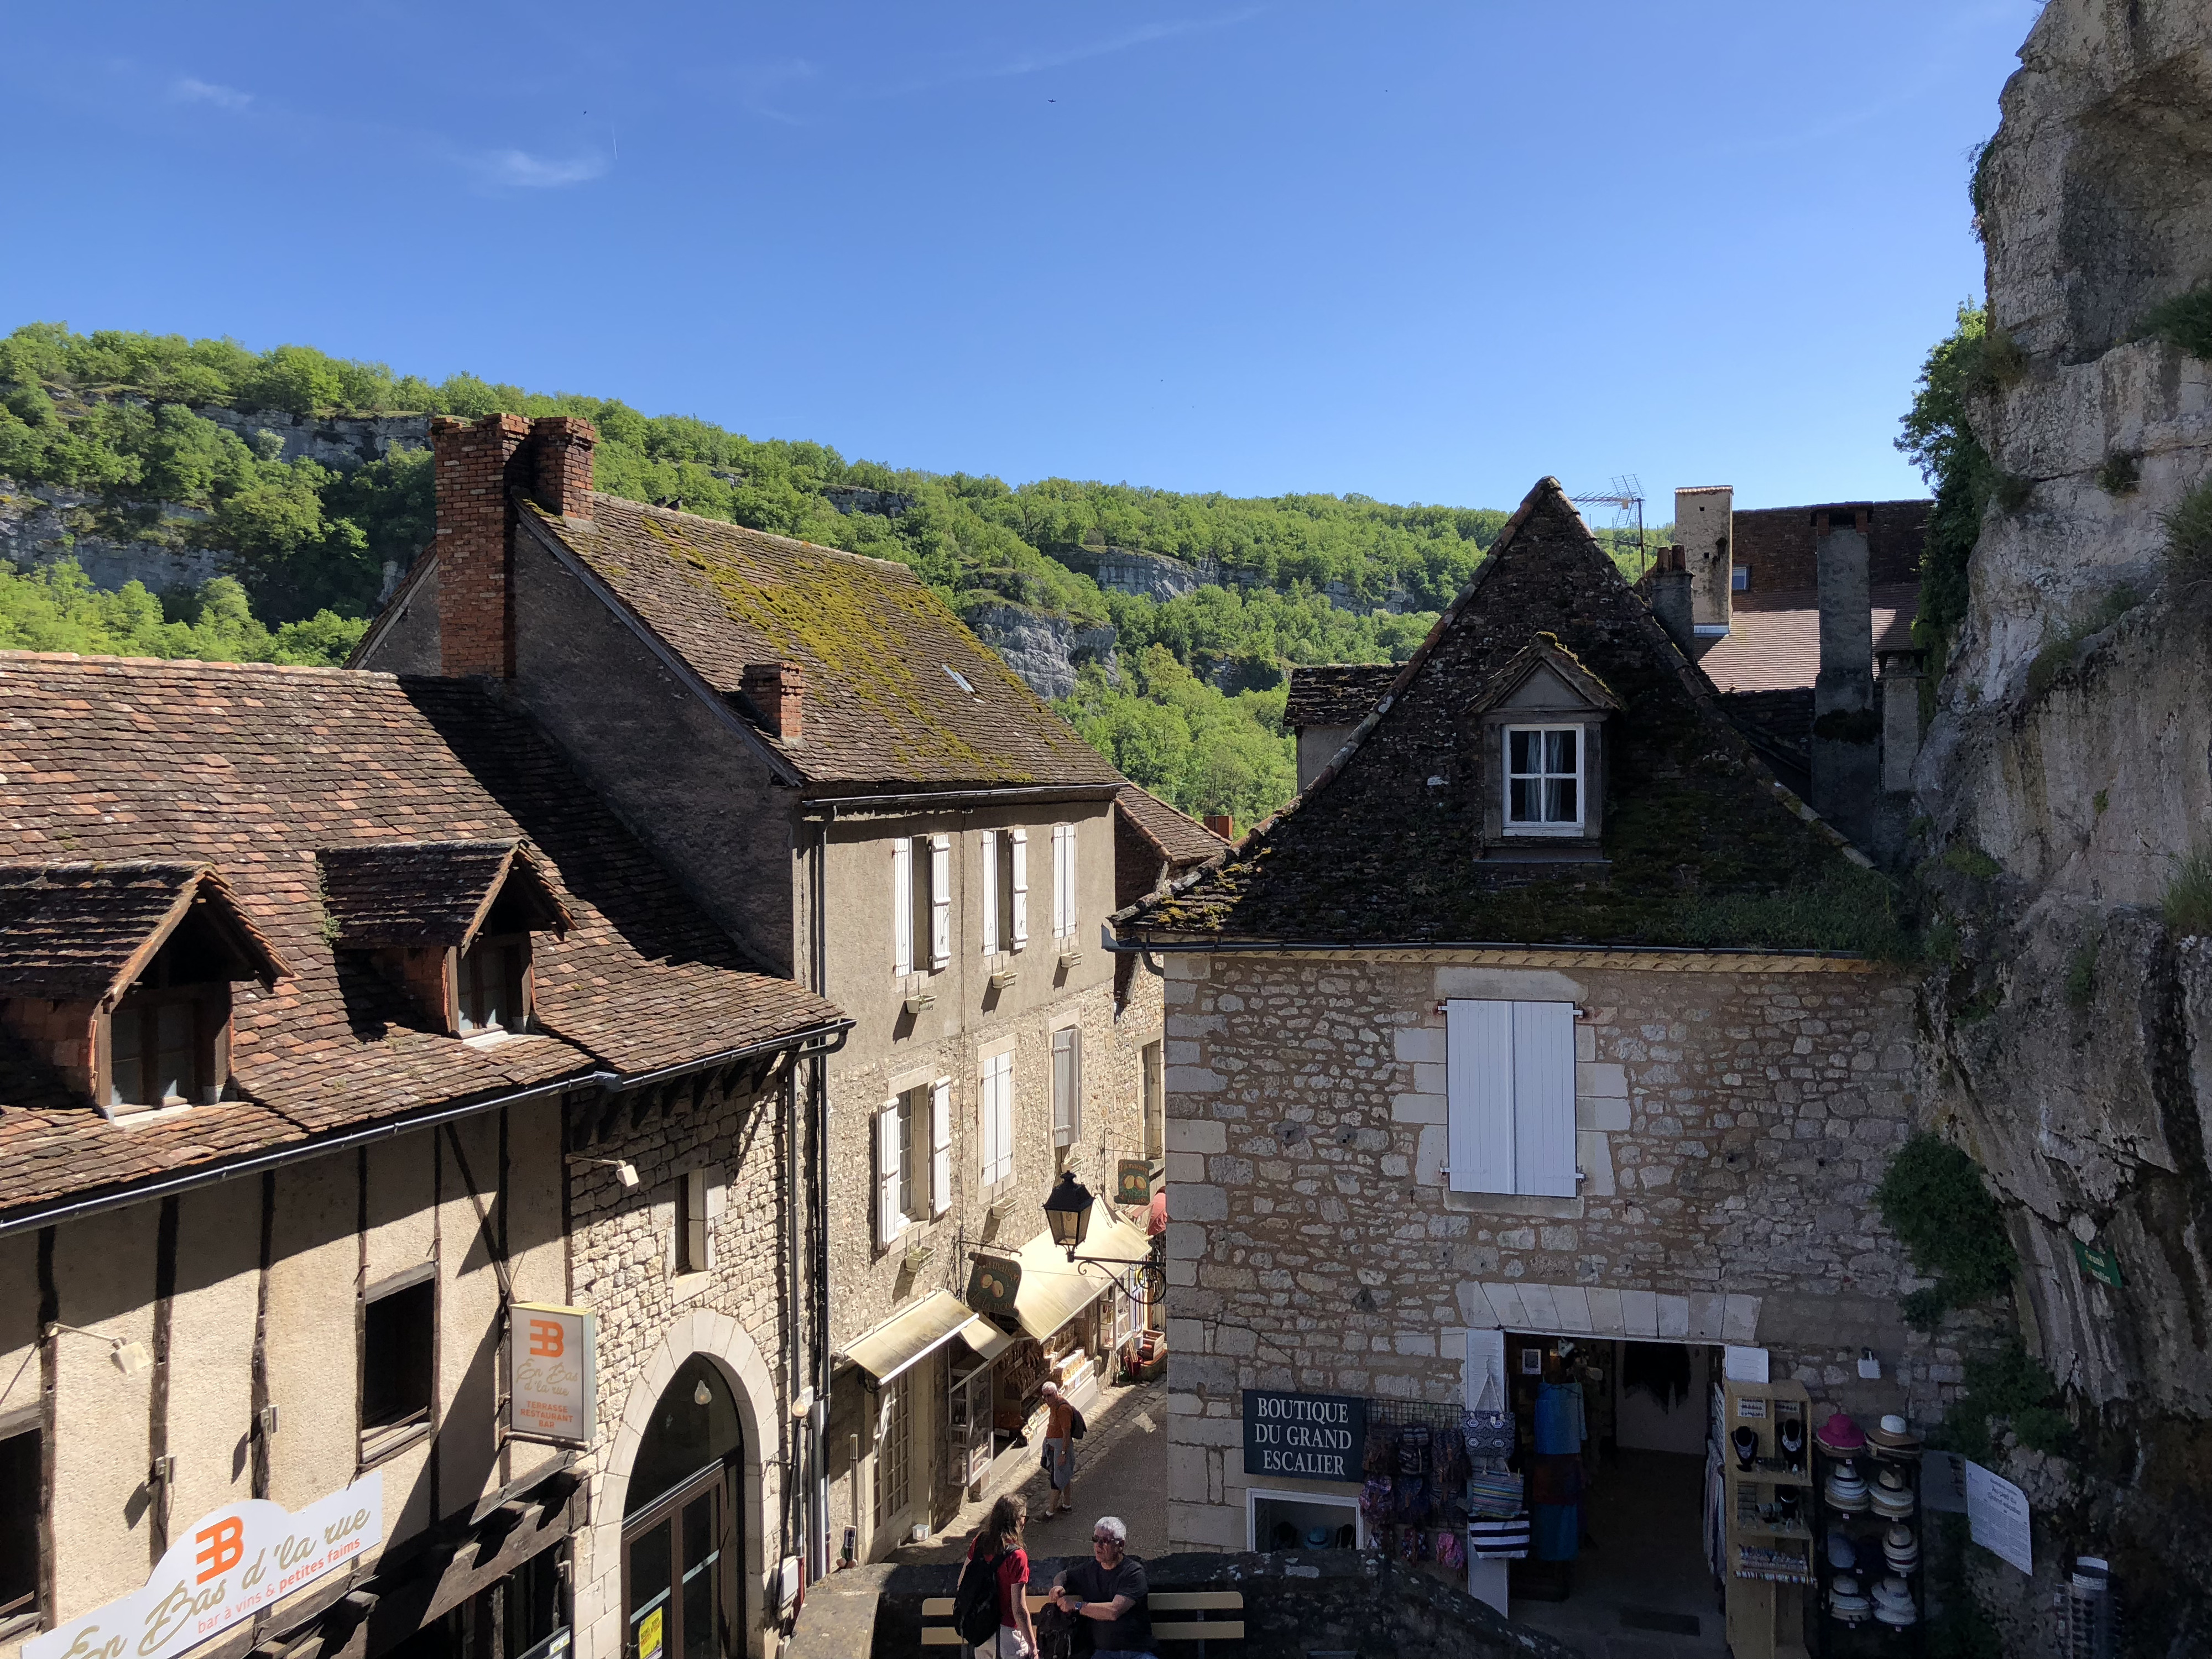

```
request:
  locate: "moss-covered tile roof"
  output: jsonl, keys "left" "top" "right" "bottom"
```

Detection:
{"left": 1116, "top": 479, "right": 1892, "bottom": 952}
{"left": 530, "top": 496, "right": 1120, "bottom": 794}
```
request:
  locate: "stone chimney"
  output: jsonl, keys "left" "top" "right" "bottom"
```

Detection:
{"left": 1647, "top": 544, "right": 1695, "bottom": 656}
{"left": 1204, "top": 814, "right": 1234, "bottom": 840}
{"left": 1674, "top": 485, "right": 1734, "bottom": 644}
{"left": 531, "top": 416, "right": 597, "bottom": 520}
{"left": 1812, "top": 505, "right": 1877, "bottom": 843}
{"left": 431, "top": 412, "right": 530, "bottom": 679}
{"left": 742, "top": 661, "right": 805, "bottom": 742}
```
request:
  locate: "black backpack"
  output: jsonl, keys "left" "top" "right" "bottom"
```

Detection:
{"left": 1069, "top": 1406, "right": 1087, "bottom": 1441}
{"left": 952, "top": 1548, "right": 1004, "bottom": 1646}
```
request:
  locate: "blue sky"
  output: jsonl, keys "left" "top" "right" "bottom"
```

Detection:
{"left": 0, "top": 2, "right": 2037, "bottom": 512}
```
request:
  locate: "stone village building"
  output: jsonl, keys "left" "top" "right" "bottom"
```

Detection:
{"left": 1114, "top": 481, "right": 1955, "bottom": 1641}
{"left": 353, "top": 415, "right": 1219, "bottom": 1577}
{"left": 0, "top": 655, "right": 846, "bottom": 1659}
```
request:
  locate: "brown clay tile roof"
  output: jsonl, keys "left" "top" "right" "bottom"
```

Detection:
{"left": 1113, "top": 785, "right": 1228, "bottom": 873}
{"left": 521, "top": 495, "right": 1121, "bottom": 796}
{"left": 1115, "top": 479, "right": 1874, "bottom": 948}
{"left": 0, "top": 653, "right": 843, "bottom": 1220}
{"left": 0, "top": 861, "right": 284, "bottom": 1000}
{"left": 318, "top": 840, "right": 570, "bottom": 950}
{"left": 1284, "top": 664, "right": 1402, "bottom": 730}
{"left": 1697, "top": 584, "right": 1921, "bottom": 693}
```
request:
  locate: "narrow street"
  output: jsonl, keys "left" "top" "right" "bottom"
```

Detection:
{"left": 900, "top": 1376, "right": 1170, "bottom": 1569}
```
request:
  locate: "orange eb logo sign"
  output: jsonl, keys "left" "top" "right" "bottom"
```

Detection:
{"left": 528, "top": 1318, "right": 565, "bottom": 1359}
{"left": 194, "top": 1515, "right": 244, "bottom": 1582}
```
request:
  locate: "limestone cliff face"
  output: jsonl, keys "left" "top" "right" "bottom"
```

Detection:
{"left": 958, "top": 601, "right": 1118, "bottom": 700}
{"left": 1915, "top": 2, "right": 2212, "bottom": 1646}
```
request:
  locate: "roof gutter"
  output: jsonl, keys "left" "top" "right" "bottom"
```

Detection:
{"left": 1102, "top": 933, "right": 1874, "bottom": 964}
{"left": 0, "top": 1016, "right": 852, "bottom": 1240}
{"left": 805, "top": 782, "right": 1121, "bottom": 821}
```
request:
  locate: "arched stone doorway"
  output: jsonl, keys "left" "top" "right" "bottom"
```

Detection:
{"left": 582, "top": 1315, "right": 776, "bottom": 1659}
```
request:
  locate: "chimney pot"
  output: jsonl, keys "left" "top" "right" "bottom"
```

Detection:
{"left": 742, "top": 661, "right": 806, "bottom": 742}
{"left": 530, "top": 416, "right": 597, "bottom": 521}
{"left": 1648, "top": 566, "right": 1695, "bottom": 655}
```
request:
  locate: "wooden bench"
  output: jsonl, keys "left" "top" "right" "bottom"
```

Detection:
{"left": 920, "top": 1588, "right": 1245, "bottom": 1647}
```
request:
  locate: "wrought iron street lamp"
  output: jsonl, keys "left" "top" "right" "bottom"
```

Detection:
{"left": 1043, "top": 1171, "right": 1094, "bottom": 1258}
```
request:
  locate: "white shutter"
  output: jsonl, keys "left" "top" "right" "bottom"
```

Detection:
{"left": 1051, "top": 1026, "right": 1074, "bottom": 1147}
{"left": 995, "top": 1054, "right": 1015, "bottom": 1183}
{"left": 980, "top": 831, "right": 999, "bottom": 955}
{"left": 1009, "top": 829, "right": 1028, "bottom": 948}
{"left": 978, "top": 1058, "right": 998, "bottom": 1188}
{"left": 890, "top": 838, "right": 912, "bottom": 977}
{"left": 1446, "top": 999, "right": 1515, "bottom": 1195}
{"left": 930, "top": 835, "right": 951, "bottom": 969}
{"left": 877, "top": 1100, "right": 905, "bottom": 1245}
{"left": 1512, "top": 1000, "right": 1579, "bottom": 1198}
{"left": 931, "top": 1078, "right": 952, "bottom": 1216}
{"left": 1051, "top": 823, "right": 1072, "bottom": 937}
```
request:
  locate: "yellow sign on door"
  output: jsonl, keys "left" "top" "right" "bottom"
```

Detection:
{"left": 638, "top": 1608, "right": 664, "bottom": 1659}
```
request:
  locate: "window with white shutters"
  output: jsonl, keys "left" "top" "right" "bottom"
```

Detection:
{"left": 1009, "top": 829, "right": 1028, "bottom": 949}
{"left": 979, "top": 1048, "right": 1014, "bottom": 1188}
{"left": 877, "top": 1098, "right": 905, "bottom": 1246}
{"left": 1051, "top": 823, "right": 1077, "bottom": 938}
{"left": 890, "top": 838, "right": 913, "bottom": 976}
{"left": 1051, "top": 1024, "right": 1082, "bottom": 1147}
{"left": 980, "top": 831, "right": 1000, "bottom": 955}
{"left": 928, "top": 835, "right": 951, "bottom": 970}
{"left": 1444, "top": 999, "right": 1578, "bottom": 1197}
{"left": 930, "top": 1078, "right": 952, "bottom": 1215}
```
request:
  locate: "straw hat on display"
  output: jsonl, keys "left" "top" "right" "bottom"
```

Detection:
{"left": 1825, "top": 1458, "right": 1870, "bottom": 1512}
{"left": 1867, "top": 1413, "right": 1922, "bottom": 1455}
{"left": 1883, "top": 1524, "right": 1921, "bottom": 1573}
{"left": 1874, "top": 1575, "right": 1919, "bottom": 1626}
{"left": 1829, "top": 1574, "right": 1872, "bottom": 1623}
{"left": 1871, "top": 1465, "right": 1916, "bottom": 1517}
{"left": 1816, "top": 1411, "right": 1867, "bottom": 1457}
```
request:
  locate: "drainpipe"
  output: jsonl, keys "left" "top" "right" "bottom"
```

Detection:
{"left": 811, "top": 818, "right": 833, "bottom": 1582}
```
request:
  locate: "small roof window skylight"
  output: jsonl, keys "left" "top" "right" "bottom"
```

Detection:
{"left": 942, "top": 665, "right": 975, "bottom": 695}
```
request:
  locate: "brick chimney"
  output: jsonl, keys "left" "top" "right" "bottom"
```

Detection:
{"left": 432, "top": 412, "right": 530, "bottom": 678}
{"left": 1204, "top": 814, "right": 1234, "bottom": 840}
{"left": 531, "top": 416, "right": 597, "bottom": 520}
{"left": 742, "top": 661, "right": 805, "bottom": 742}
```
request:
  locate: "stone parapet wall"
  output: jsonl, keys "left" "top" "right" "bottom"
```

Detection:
{"left": 1156, "top": 949, "right": 1941, "bottom": 1550}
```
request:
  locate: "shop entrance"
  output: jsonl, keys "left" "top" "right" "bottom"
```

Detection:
{"left": 1501, "top": 1333, "right": 1726, "bottom": 1658}
{"left": 622, "top": 1356, "right": 743, "bottom": 1659}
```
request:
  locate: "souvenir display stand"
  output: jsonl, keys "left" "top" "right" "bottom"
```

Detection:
{"left": 1721, "top": 1377, "right": 1815, "bottom": 1659}
{"left": 1809, "top": 1416, "right": 1925, "bottom": 1655}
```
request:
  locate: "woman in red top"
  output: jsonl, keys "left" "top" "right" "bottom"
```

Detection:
{"left": 964, "top": 1494, "right": 1035, "bottom": 1657}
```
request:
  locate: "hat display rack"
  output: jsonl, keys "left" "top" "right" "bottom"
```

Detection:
{"left": 1720, "top": 1375, "right": 1815, "bottom": 1659}
{"left": 1810, "top": 1409, "right": 1925, "bottom": 1655}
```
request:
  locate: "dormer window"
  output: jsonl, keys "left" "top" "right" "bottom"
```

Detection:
{"left": 1472, "top": 635, "right": 1623, "bottom": 862}
{"left": 0, "top": 861, "right": 286, "bottom": 1119}
{"left": 1505, "top": 727, "right": 1583, "bottom": 832}
{"left": 318, "top": 839, "right": 570, "bottom": 1039}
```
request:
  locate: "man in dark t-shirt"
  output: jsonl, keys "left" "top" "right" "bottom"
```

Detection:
{"left": 1050, "top": 1515, "right": 1153, "bottom": 1658}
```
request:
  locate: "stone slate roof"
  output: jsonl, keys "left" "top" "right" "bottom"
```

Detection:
{"left": 1114, "top": 784, "right": 1229, "bottom": 872}
{"left": 522, "top": 495, "right": 1121, "bottom": 796}
{"left": 0, "top": 653, "right": 843, "bottom": 1220}
{"left": 0, "top": 862, "right": 285, "bottom": 1000}
{"left": 1115, "top": 480, "right": 1872, "bottom": 948}
{"left": 318, "top": 839, "right": 570, "bottom": 950}
{"left": 1698, "top": 583, "right": 1921, "bottom": 693}
{"left": 1285, "top": 664, "right": 1402, "bottom": 729}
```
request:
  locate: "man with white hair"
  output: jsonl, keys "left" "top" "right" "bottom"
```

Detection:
{"left": 1049, "top": 1514, "right": 1154, "bottom": 1658}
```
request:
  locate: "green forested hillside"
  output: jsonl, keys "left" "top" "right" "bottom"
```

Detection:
{"left": 0, "top": 322, "right": 1639, "bottom": 825}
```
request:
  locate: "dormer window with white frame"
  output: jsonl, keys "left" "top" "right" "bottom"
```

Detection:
{"left": 1472, "top": 634, "right": 1622, "bottom": 862}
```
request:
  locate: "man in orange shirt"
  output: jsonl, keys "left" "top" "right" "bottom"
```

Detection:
{"left": 1039, "top": 1381, "right": 1082, "bottom": 1516}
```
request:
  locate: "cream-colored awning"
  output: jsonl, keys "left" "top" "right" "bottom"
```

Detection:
{"left": 840, "top": 1291, "right": 978, "bottom": 1386}
{"left": 1006, "top": 1199, "right": 1146, "bottom": 1341}
{"left": 958, "top": 1317, "right": 1016, "bottom": 1365}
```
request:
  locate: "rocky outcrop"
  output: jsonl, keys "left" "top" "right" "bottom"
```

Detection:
{"left": 1914, "top": 3, "right": 2212, "bottom": 1648}
{"left": 1048, "top": 542, "right": 1204, "bottom": 602}
{"left": 196, "top": 405, "right": 431, "bottom": 467}
{"left": 0, "top": 482, "right": 227, "bottom": 592}
{"left": 959, "top": 601, "right": 1117, "bottom": 700}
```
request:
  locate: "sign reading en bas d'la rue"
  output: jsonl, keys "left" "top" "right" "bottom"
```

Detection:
{"left": 27, "top": 1473, "right": 382, "bottom": 1659}
{"left": 510, "top": 1301, "right": 597, "bottom": 1446}
{"left": 1242, "top": 1389, "right": 1368, "bottom": 1483}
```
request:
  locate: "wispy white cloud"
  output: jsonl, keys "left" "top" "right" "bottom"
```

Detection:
{"left": 469, "top": 147, "right": 609, "bottom": 189}
{"left": 174, "top": 77, "right": 251, "bottom": 110}
{"left": 731, "top": 56, "right": 819, "bottom": 126}
{"left": 978, "top": 7, "right": 1264, "bottom": 80}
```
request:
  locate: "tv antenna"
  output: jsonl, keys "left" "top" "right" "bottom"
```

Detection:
{"left": 1569, "top": 475, "right": 1647, "bottom": 578}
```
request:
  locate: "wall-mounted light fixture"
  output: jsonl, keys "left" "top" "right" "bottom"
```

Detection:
{"left": 567, "top": 1155, "right": 640, "bottom": 1189}
{"left": 46, "top": 1322, "right": 152, "bottom": 1376}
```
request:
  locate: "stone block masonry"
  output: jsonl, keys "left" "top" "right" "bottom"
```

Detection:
{"left": 1156, "top": 949, "right": 1939, "bottom": 1550}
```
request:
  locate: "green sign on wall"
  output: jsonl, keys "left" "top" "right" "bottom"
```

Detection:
{"left": 2072, "top": 1238, "right": 2124, "bottom": 1288}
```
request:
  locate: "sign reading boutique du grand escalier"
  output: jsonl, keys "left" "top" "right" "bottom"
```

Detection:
{"left": 1242, "top": 1389, "right": 1367, "bottom": 1482}
{"left": 28, "top": 1474, "right": 382, "bottom": 1659}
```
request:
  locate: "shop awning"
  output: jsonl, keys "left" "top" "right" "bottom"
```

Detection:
{"left": 1004, "top": 1198, "right": 1147, "bottom": 1342}
{"left": 839, "top": 1291, "right": 980, "bottom": 1386}
{"left": 959, "top": 1318, "right": 1016, "bottom": 1365}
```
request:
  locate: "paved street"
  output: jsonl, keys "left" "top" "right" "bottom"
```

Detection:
{"left": 899, "top": 1376, "right": 1170, "bottom": 1569}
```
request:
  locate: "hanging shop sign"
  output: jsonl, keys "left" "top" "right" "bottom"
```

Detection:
{"left": 2072, "top": 1238, "right": 2124, "bottom": 1288}
{"left": 1117, "top": 1159, "right": 1154, "bottom": 1205}
{"left": 1965, "top": 1458, "right": 2034, "bottom": 1575}
{"left": 1242, "top": 1389, "right": 1367, "bottom": 1482}
{"left": 27, "top": 1473, "right": 383, "bottom": 1659}
{"left": 511, "top": 1301, "right": 597, "bottom": 1446}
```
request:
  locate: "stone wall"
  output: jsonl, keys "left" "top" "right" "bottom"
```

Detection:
{"left": 1155, "top": 949, "right": 1936, "bottom": 1551}
{"left": 959, "top": 602, "right": 1118, "bottom": 700}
